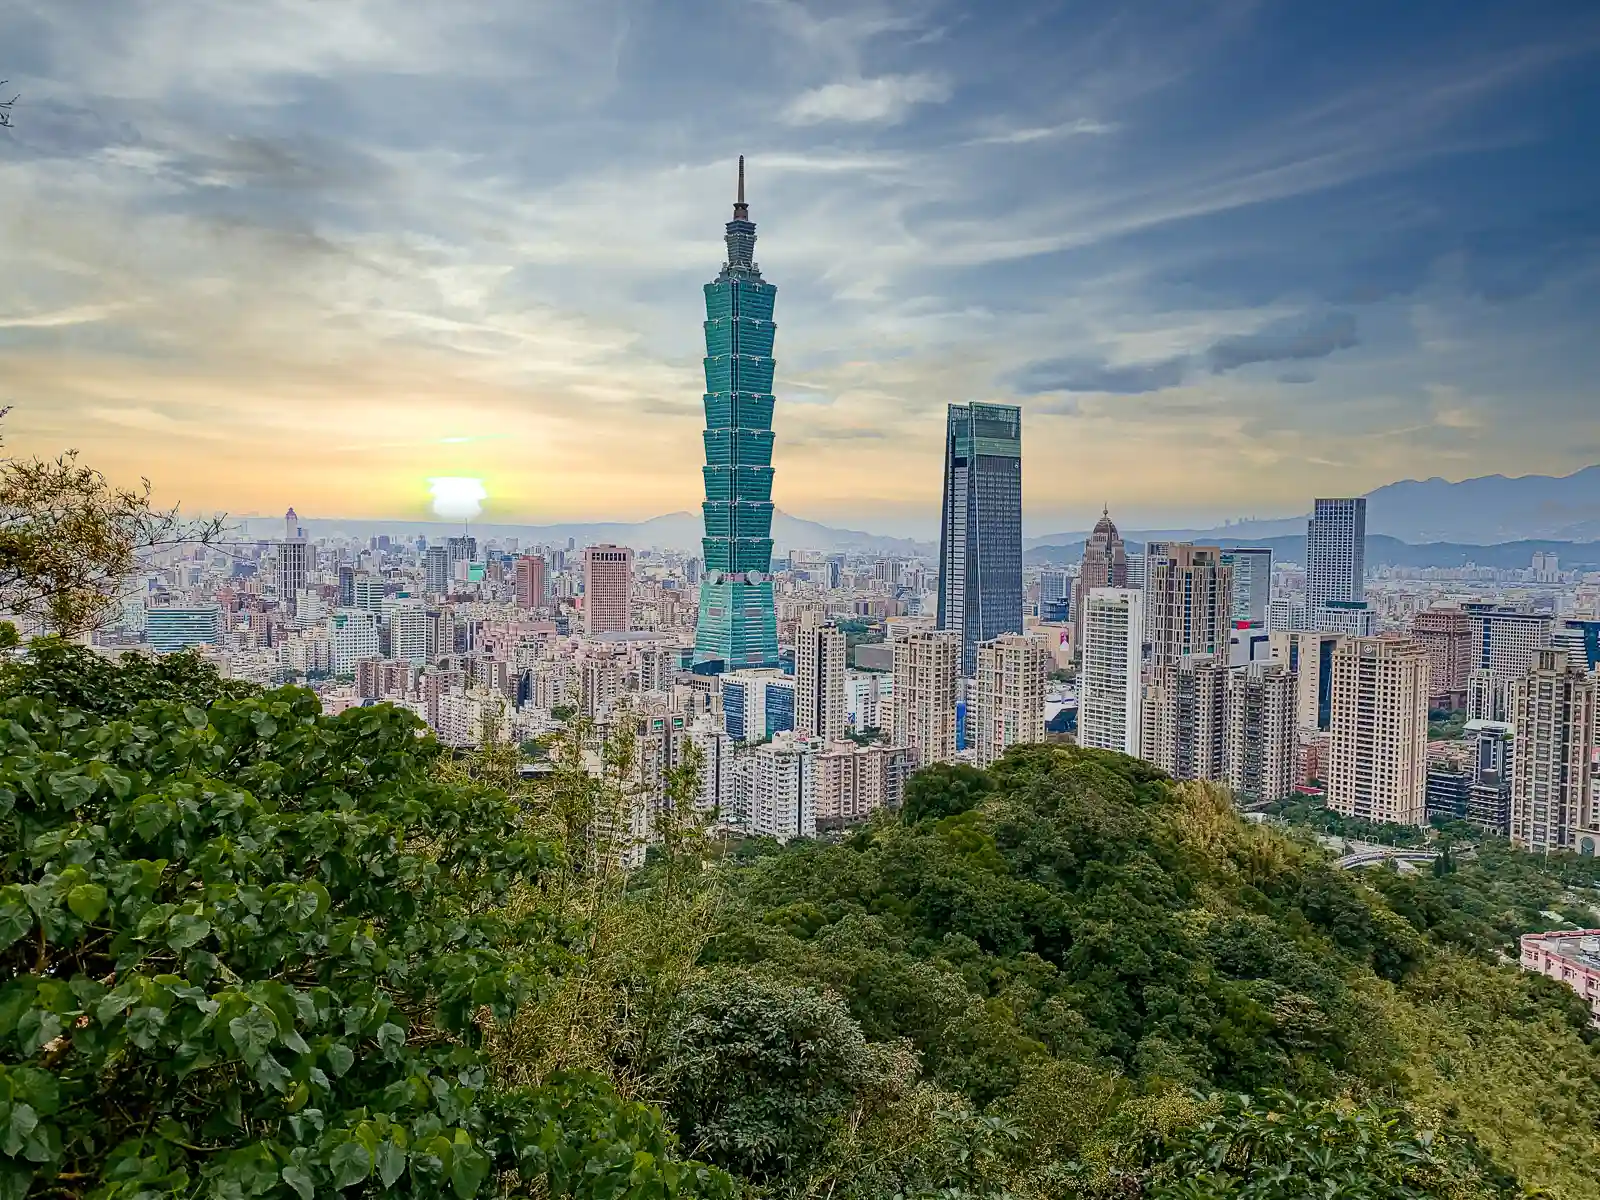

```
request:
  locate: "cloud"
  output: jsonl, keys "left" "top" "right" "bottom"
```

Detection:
{"left": 1206, "top": 312, "right": 1359, "bottom": 374}
{"left": 1012, "top": 354, "right": 1191, "bottom": 395}
{"left": 1277, "top": 371, "right": 1316, "bottom": 385}
{"left": 969, "top": 118, "right": 1116, "bottom": 145}
{"left": 784, "top": 74, "right": 950, "bottom": 125}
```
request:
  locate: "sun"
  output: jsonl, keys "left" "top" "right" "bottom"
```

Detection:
{"left": 427, "top": 477, "right": 488, "bottom": 521}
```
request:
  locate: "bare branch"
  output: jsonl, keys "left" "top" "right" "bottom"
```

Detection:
{"left": 0, "top": 83, "right": 17, "bottom": 130}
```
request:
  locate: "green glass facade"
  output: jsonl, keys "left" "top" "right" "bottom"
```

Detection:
{"left": 695, "top": 158, "right": 780, "bottom": 668}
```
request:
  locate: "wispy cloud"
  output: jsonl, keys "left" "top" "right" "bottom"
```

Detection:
{"left": 785, "top": 74, "right": 951, "bottom": 125}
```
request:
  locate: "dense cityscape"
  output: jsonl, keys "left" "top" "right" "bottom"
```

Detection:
{"left": 81, "top": 164, "right": 1600, "bottom": 885}
{"left": 8, "top": 2, "right": 1600, "bottom": 1194}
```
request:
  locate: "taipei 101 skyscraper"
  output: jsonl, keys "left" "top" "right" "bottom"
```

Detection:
{"left": 694, "top": 157, "right": 781, "bottom": 669}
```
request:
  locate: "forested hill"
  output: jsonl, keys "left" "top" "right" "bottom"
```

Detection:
{"left": 2, "top": 640, "right": 1598, "bottom": 1198}
{"left": 695, "top": 750, "right": 1600, "bottom": 1197}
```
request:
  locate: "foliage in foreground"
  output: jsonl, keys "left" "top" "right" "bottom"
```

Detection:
{"left": 0, "top": 649, "right": 730, "bottom": 1199}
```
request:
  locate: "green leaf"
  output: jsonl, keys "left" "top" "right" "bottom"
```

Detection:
{"left": 281, "top": 1164, "right": 314, "bottom": 1200}
{"left": 66, "top": 883, "right": 107, "bottom": 923}
{"left": 375, "top": 1022, "right": 405, "bottom": 1058}
{"left": 324, "top": 1043, "right": 355, "bottom": 1078}
{"left": 167, "top": 914, "right": 211, "bottom": 951}
{"left": 0, "top": 1103, "right": 38, "bottom": 1157}
{"left": 228, "top": 1008, "right": 276, "bottom": 1065}
{"left": 449, "top": 1142, "right": 489, "bottom": 1200}
{"left": 0, "top": 895, "right": 30, "bottom": 950}
{"left": 376, "top": 1141, "right": 407, "bottom": 1189}
{"left": 330, "top": 1142, "right": 372, "bottom": 1189}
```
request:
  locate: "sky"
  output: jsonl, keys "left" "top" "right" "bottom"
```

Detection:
{"left": 2, "top": 0, "right": 1598, "bottom": 538}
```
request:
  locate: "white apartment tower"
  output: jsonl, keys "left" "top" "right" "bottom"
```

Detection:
{"left": 1509, "top": 649, "right": 1597, "bottom": 853}
{"left": 1306, "top": 498, "right": 1366, "bottom": 631}
{"left": 892, "top": 629, "right": 960, "bottom": 767}
{"left": 1078, "top": 588, "right": 1144, "bottom": 757}
{"left": 748, "top": 733, "right": 819, "bottom": 843}
{"left": 795, "top": 615, "right": 848, "bottom": 741}
{"left": 1326, "top": 637, "right": 1430, "bottom": 827}
{"left": 972, "top": 633, "right": 1049, "bottom": 767}
{"left": 582, "top": 544, "right": 634, "bottom": 636}
{"left": 1467, "top": 606, "right": 1554, "bottom": 723}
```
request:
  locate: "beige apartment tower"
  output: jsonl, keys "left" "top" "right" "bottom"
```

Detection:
{"left": 892, "top": 629, "right": 960, "bottom": 767}
{"left": 1326, "top": 637, "right": 1431, "bottom": 826}
{"left": 972, "top": 632, "right": 1049, "bottom": 767}
{"left": 1144, "top": 544, "right": 1233, "bottom": 668}
{"left": 582, "top": 544, "right": 634, "bottom": 636}
{"left": 1509, "top": 648, "right": 1597, "bottom": 853}
{"left": 794, "top": 615, "right": 848, "bottom": 741}
{"left": 1409, "top": 605, "right": 1473, "bottom": 710}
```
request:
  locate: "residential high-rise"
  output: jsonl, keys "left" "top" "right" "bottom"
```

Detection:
{"left": 1466, "top": 605, "right": 1553, "bottom": 722}
{"left": 1270, "top": 630, "right": 1343, "bottom": 733}
{"left": 694, "top": 157, "right": 781, "bottom": 670}
{"left": 1141, "top": 654, "right": 1228, "bottom": 781}
{"left": 1223, "top": 547, "right": 1273, "bottom": 626}
{"left": 446, "top": 535, "right": 476, "bottom": 566}
{"left": 337, "top": 564, "right": 355, "bottom": 608}
{"left": 514, "top": 555, "right": 548, "bottom": 610}
{"left": 1078, "top": 588, "right": 1143, "bottom": 756}
{"left": 1509, "top": 649, "right": 1597, "bottom": 853}
{"left": 892, "top": 629, "right": 960, "bottom": 767}
{"left": 351, "top": 575, "right": 383, "bottom": 612}
{"left": 747, "top": 733, "right": 819, "bottom": 843}
{"left": 1224, "top": 660, "right": 1298, "bottom": 803}
{"left": 937, "top": 402, "right": 1023, "bottom": 676}
{"left": 972, "top": 633, "right": 1049, "bottom": 767}
{"left": 275, "top": 539, "right": 312, "bottom": 616}
{"left": 815, "top": 742, "right": 910, "bottom": 828}
{"left": 1145, "top": 544, "right": 1233, "bottom": 668}
{"left": 1306, "top": 498, "right": 1366, "bottom": 631}
{"left": 389, "top": 604, "right": 429, "bottom": 666}
{"left": 1326, "top": 637, "right": 1430, "bottom": 827}
{"left": 582, "top": 544, "right": 633, "bottom": 636}
{"left": 424, "top": 546, "right": 451, "bottom": 596}
{"left": 1410, "top": 605, "right": 1474, "bottom": 711}
{"left": 1074, "top": 508, "right": 1128, "bottom": 652}
{"left": 794, "top": 615, "right": 847, "bottom": 741}
{"left": 146, "top": 607, "right": 222, "bottom": 654}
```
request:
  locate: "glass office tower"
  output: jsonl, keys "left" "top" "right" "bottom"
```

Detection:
{"left": 937, "top": 402, "right": 1023, "bottom": 676}
{"left": 694, "top": 157, "right": 781, "bottom": 669}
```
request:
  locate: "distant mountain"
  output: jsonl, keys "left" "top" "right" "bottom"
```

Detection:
{"left": 1025, "top": 534, "right": 1600, "bottom": 570}
{"left": 1027, "top": 464, "right": 1600, "bottom": 547}
{"left": 235, "top": 510, "right": 933, "bottom": 557}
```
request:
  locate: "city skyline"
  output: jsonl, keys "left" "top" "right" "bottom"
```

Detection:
{"left": 3, "top": 0, "right": 1598, "bottom": 537}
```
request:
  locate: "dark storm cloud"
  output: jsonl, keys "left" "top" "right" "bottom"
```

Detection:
{"left": 1206, "top": 312, "right": 1358, "bottom": 374}
{"left": 1012, "top": 354, "right": 1191, "bottom": 395}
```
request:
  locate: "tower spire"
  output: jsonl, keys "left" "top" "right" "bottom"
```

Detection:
{"left": 733, "top": 154, "right": 748, "bottom": 220}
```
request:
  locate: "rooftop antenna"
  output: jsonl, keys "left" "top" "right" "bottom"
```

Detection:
{"left": 733, "top": 154, "right": 748, "bottom": 220}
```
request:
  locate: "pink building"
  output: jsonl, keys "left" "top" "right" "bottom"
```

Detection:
{"left": 1520, "top": 930, "right": 1600, "bottom": 1023}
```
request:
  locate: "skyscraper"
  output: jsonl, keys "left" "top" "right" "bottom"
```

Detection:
{"left": 424, "top": 546, "right": 451, "bottom": 596}
{"left": 1074, "top": 508, "right": 1128, "bottom": 652}
{"left": 1222, "top": 546, "right": 1272, "bottom": 626}
{"left": 1466, "top": 604, "right": 1553, "bottom": 722}
{"left": 937, "top": 402, "right": 1023, "bottom": 676}
{"left": 892, "top": 629, "right": 960, "bottom": 767}
{"left": 695, "top": 157, "right": 780, "bottom": 670}
{"left": 275, "top": 539, "right": 312, "bottom": 616}
{"left": 1078, "top": 588, "right": 1143, "bottom": 757}
{"left": 1306, "top": 498, "right": 1366, "bottom": 630}
{"left": 1144, "top": 544, "right": 1233, "bottom": 668}
{"left": 515, "top": 555, "right": 547, "bottom": 610}
{"left": 1326, "top": 637, "right": 1430, "bottom": 826}
{"left": 794, "top": 615, "right": 847, "bottom": 741}
{"left": 582, "top": 544, "right": 633, "bottom": 636}
{"left": 1224, "top": 660, "right": 1298, "bottom": 804}
{"left": 1141, "top": 654, "right": 1228, "bottom": 781}
{"left": 1410, "top": 605, "right": 1474, "bottom": 711}
{"left": 972, "top": 632, "right": 1049, "bottom": 767}
{"left": 1509, "top": 649, "right": 1597, "bottom": 853}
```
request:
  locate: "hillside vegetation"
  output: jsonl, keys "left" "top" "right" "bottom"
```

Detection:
{"left": 1, "top": 640, "right": 1598, "bottom": 1197}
